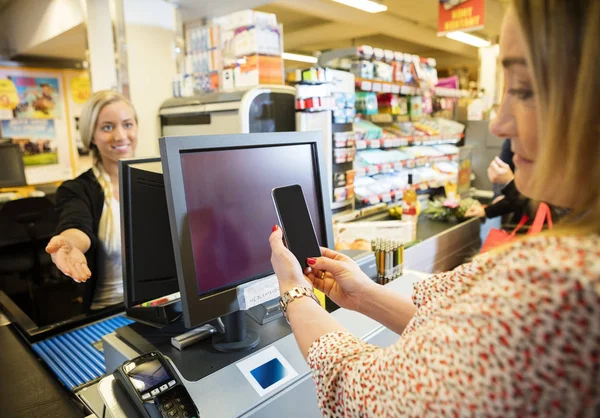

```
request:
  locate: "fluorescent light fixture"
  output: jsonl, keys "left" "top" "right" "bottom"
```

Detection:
{"left": 446, "top": 31, "right": 491, "bottom": 48}
{"left": 330, "top": 0, "right": 387, "bottom": 13}
{"left": 282, "top": 52, "right": 318, "bottom": 64}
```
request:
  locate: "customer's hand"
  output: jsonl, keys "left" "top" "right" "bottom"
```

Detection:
{"left": 269, "top": 226, "right": 313, "bottom": 296}
{"left": 465, "top": 205, "right": 486, "bottom": 218}
{"left": 487, "top": 157, "right": 514, "bottom": 185}
{"left": 304, "top": 247, "right": 376, "bottom": 312}
{"left": 46, "top": 235, "right": 91, "bottom": 283}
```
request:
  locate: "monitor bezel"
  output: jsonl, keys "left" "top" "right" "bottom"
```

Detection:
{"left": 0, "top": 144, "right": 27, "bottom": 188}
{"left": 119, "top": 157, "right": 179, "bottom": 308}
{"left": 159, "top": 132, "right": 334, "bottom": 328}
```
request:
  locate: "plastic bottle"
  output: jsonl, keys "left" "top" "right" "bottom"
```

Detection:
{"left": 403, "top": 174, "right": 418, "bottom": 242}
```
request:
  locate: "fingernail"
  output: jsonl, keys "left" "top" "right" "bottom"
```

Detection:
{"left": 272, "top": 225, "right": 278, "bottom": 232}
{"left": 307, "top": 258, "right": 316, "bottom": 265}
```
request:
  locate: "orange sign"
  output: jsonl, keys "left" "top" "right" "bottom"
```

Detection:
{"left": 438, "top": 0, "right": 485, "bottom": 36}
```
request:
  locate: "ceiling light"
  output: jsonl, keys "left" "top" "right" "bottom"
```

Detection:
{"left": 282, "top": 53, "right": 318, "bottom": 64}
{"left": 446, "top": 32, "right": 491, "bottom": 48}
{"left": 330, "top": 0, "right": 387, "bottom": 13}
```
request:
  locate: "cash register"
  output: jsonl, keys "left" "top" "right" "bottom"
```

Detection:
{"left": 99, "top": 132, "right": 409, "bottom": 418}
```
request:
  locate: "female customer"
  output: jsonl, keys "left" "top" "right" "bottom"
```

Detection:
{"left": 46, "top": 91, "right": 138, "bottom": 310}
{"left": 269, "top": 1, "right": 600, "bottom": 416}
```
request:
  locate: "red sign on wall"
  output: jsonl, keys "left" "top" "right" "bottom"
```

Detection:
{"left": 438, "top": 0, "right": 485, "bottom": 36}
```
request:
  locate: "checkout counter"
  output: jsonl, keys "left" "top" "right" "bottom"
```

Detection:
{"left": 74, "top": 217, "right": 481, "bottom": 418}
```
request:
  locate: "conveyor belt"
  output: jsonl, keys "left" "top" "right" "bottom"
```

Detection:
{"left": 32, "top": 315, "right": 134, "bottom": 390}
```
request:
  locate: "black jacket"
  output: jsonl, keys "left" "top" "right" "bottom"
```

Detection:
{"left": 55, "top": 169, "right": 105, "bottom": 310}
{"left": 485, "top": 180, "right": 529, "bottom": 221}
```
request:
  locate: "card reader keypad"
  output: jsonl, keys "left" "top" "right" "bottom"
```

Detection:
{"left": 155, "top": 385, "right": 200, "bottom": 418}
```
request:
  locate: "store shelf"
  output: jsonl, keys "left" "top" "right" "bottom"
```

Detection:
{"left": 434, "top": 87, "right": 470, "bottom": 98}
{"left": 355, "top": 137, "right": 461, "bottom": 150}
{"left": 357, "top": 180, "right": 447, "bottom": 207}
{"left": 355, "top": 78, "right": 420, "bottom": 95}
{"left": 354, "top": 154, "right": 458, "bottom": 177}
{"left": 331, "top": 199, "right": 353, "bottom": 210}
{"left": 332, "top": 123, "right": 354, "bottom": 132}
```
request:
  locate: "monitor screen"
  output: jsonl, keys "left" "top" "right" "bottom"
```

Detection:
{"left": 180, "top": 144, "right": 323, "bottom": 296}
{"left": 0, "top": 144, "right": 27, "bottom": 188}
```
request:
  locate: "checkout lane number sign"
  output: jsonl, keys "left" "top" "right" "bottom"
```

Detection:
{"left": 236, "top": 346, "right": 298, "bottom": 397}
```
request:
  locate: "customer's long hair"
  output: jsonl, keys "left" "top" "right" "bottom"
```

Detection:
{"left": 512, "top": 0, "right": 600, "bottom": 234}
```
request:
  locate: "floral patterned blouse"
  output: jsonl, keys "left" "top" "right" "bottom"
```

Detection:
{"left": 307, "top": 235, "right": 600, "bottom": 417}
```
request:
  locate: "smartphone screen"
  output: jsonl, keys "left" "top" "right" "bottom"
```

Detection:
{"left": 272, "top": 184, "right": 321, "bottom": 267}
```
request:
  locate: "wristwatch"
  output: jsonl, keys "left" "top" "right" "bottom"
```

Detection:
{"left": 279, "top": 286, "right": 320, "bottom": 323}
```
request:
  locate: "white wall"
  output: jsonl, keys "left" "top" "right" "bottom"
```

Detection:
{"left": 0, "top": 0, "right": 84, "bottom": 56}
{"left": 123, "top": 0, "right": 177, "bottom": 157}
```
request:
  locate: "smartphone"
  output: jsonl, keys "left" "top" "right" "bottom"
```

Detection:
{"left": 272, "top": 184, "right": 321, "bottom": 268}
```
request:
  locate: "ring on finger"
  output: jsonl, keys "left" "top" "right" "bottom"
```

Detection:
{"left": 320, "top": 271, "right": 326, "bottom": 280}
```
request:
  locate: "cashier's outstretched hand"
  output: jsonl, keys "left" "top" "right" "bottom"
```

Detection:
{"left": 46, "top": 235, "right": 91, "bottom": 283}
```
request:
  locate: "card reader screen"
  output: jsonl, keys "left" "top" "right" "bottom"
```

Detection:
{"left": 250, "top": 358, "right": 289, "bottom": 390}
{"left": 128, "top": 359, "right": 171, "bottom": 393}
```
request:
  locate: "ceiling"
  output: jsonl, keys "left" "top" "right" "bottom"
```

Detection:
{"left": 20, "top": 24, "right": 87, "bottom": 60}
{"left": 0, "top": 0, "right": 507, "bottom": 71}
{"left": 255, "top": 0, "right": 507, "bottom": 69}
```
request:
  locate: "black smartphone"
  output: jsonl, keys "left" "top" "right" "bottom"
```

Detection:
{"left": 272, "top": 184, "right": 321, "bottom": 268}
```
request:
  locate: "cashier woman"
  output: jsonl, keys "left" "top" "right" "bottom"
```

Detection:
{"left": 269, "top": 1, "right": 600, "bottom": 416}
{"left": 46, "top": 91, "right": 138, "bottom": 310}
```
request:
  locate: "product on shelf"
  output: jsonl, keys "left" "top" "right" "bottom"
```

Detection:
{"left": 355, "top": 92, "right": 378, "bottom": 115}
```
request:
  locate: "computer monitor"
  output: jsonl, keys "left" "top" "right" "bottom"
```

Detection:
{"left": 160, "top": 132, "right": 333, "bottom": 350}
{"left": 119, "top": 157, "right": 180, "bottom": 323}
{"left": 0, "top": 144, "right": 27, "bottom": 188}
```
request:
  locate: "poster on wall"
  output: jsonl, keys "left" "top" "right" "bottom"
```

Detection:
{"left": 9, "top": 76, "right": 63, "bottom": 119}
{"left": 1, "top": 119, "right": 58, "bottom": 166}
{"left": 63, "top": 70, "right": 92, "bottom": 175}
{"left": 438, "top": 0, "right": 485, "bottom": 36}
{"left": 0, "top": 67, "right": 73, "bottom": 184}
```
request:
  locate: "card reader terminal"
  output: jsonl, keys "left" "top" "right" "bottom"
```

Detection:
{"left": 114, "top": 351, "right": 199, "bottom": 418}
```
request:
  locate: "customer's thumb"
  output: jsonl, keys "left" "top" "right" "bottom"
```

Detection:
{"left": 307, "top": 256, "right": 344, "bottom": 274}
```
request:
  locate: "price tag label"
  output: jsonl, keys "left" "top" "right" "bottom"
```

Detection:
{"left": 393, "top": 162, "right": 403, "bottom": 171}
{"left": 381, "top": 163, "right": 392, "bottom": 172}
{"left": 372, "top": 83, "right": 382, "bottom": 92}
{"left": 381, "top": 193, "right": 392, "bottom": 203}
{"left": 355, "top": 168, "right": 366, "bottom": 177}
{"left": 238, "top": 275, "right": 279, "bottom": 310}
{"left": 368, "top": 195, "right": 380, "bottom": 205}
{"left": 367, "top": 165, "right": 379, "bottom": 175}
{"left": 382, "top": 83, "right": 392, "bottom": 93}
{"left": 356, "top": 140, "right": 367, "bottom": 149}
{"left": 392, "top": 138, "right": 401, "bottom": 147}
{"left": 369, "top": 140, "right": 381, "bottom": 149}
{"left": 406, "top": 159, "right": 416, "bottom": 168}
{"left": 383, "top": 139, "right": 393, "bottom": 148}
{"left": 391, "top": 85, "right": 400, "bottom": 94}
{"left": 361, "top": 81, "right": 372, "bottom": 91}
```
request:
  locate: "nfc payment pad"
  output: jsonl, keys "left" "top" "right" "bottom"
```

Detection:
{"left": 236, "top": 346, "right": 298, "bottom": 397}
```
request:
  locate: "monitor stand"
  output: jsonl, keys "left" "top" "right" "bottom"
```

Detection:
{"left": 212, "top": 311, "right": 260, "bottom": 353}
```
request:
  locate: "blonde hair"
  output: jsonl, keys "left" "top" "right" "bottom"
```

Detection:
{"left": 511, "top": 0, "right": 600, "bottom": 235}
{"left": 79, "top": 90, "right": 137, "bottom": 163}
{"left": 80, "top": 90, "right": 137, "bottom": 251}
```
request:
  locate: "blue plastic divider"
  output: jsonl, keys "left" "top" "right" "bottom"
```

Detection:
{"left": 32, "top": 315, "right": 134, "bottom": 390}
